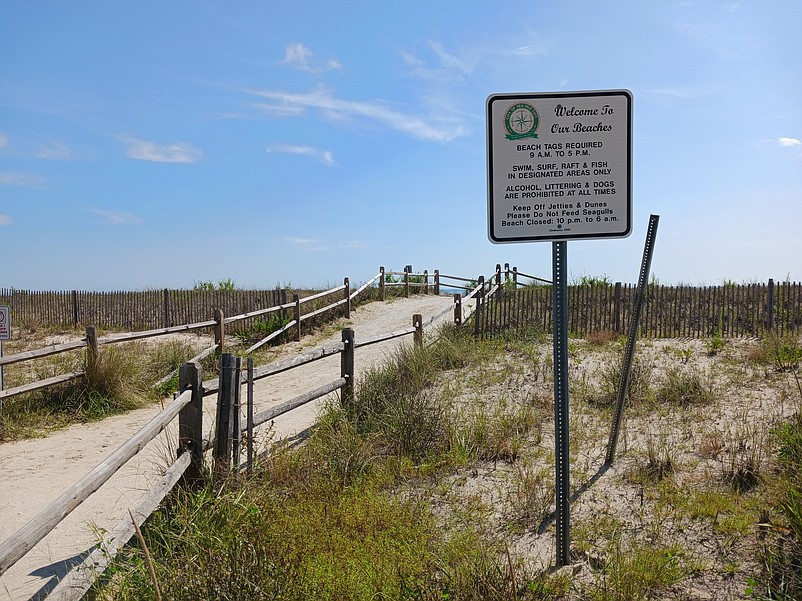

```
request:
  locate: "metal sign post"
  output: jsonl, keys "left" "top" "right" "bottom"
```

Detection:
{"left": 486, "top": 89, "right": 633, "bottom": 567}
{"left": 605, "top": 214, "right": 660, "bottom": 465}
{"left": 551, "top": 241, "right": 570, "bottom": 566}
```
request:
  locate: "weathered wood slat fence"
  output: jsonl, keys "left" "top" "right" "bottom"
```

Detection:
{"left": 0, "top": 273, "right": 387, "bottom": 402}
{"left": 0, "top": 287, "right": 354, "bottom": 332}
{"left": 475, "top": 279, "right": 802, "bottom": 339}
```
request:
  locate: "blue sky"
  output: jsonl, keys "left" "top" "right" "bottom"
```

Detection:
{"left": 1, "top": 1, "right": 800, "bottom": 290}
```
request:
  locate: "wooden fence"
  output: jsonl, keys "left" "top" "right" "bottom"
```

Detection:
{"left": 475, "top": 279, "right": 802, "bottom": 339}
{"left": 0, "top": 277, "right": 468, "bottom": 599}
{"left": 0, "top": 287, "right": 356, "bottom": 332}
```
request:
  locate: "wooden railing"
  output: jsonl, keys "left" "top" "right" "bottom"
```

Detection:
{"left": 0, "top": 274, "right": 384, "bottom": 403}
{"left": 0, "top": 307, "right": 444, "bottom": 599}
{"left": 0, "top": 265, "right": 504, "bottom": 598}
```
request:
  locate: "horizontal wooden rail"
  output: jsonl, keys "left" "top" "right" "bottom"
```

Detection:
{"left": 513, "top": 270, "right": 552, "bottom": 284}
{"left": 349, "top": 273, "right": 382, "bottom": 301}
{"left": 250, "top": 378, "right": 345, "bottom": 429}
{"left": 385, "top": 282, "right": 427, "bottom": 288}
{"left": 98, "top": 320, "right": 218, "bottom": 345}
{"left": 298, "top": 284, "right": 346, "bottom": 306}
{"left": 153, "top": 344, "right": 218, "bottom": 389}
{"left": 301, "top": 297, "right": 347, "bottom": 321}
{"left": 0, "top": 389, "right": 192, "bottom": 576}
{"left": 0, "top": 371, "right": 83, "bottom": 400}
{"left": 223, "top": 302, "right": 294, "bottom": 325}
{"left": 252, "top": 344, "right": 343, "bottom": 380}
{"left": 464, "top": 281, "right": 485, "bottom": 300}
{"left": 354, "top": 326, "right": 416, "bottom": 349}
{"left": 47, "top": 451, "right": 192, "bottom": 601}
{"left": 0, "top": 340, "right": 86, "bottom": 367}
{"left": 422, "top": 304, "right": 455, "bottom": 329}
{"left": 203, "top": 343, "right": 344, "bottom": 397}
{"left": 438, "top": 273, "right": 475, "bottom": 283}
{"left": 244, "top": 319, "right": 298, "bottom": 354}
{"left": 486, "top": 284, "right": 500, "bottom": 298}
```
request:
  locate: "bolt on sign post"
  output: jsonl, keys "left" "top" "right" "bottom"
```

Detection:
{"left": 487, "top": 89, "right": 633, "bottom": 567}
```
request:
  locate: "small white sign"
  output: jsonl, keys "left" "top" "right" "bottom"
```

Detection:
{"left": 0, "top": 306, "right": 9, "bottom": 341}
{"left": 487, "top": 89, "right": 632, "bottom": 243}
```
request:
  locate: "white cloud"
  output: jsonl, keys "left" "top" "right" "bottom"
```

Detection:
{"left": 0, "top": 172, "right": 46, "bottom": 188}
{"left": 87, "top": 209, "right": 144, "bottom": 224}
{"left": 266, "top": 144, "right": 336, "bottom": 166}
{"left": 117, "top": 136, "right": 203, "bottom": 163}
{"left": 777, "top": 137, "right": 801, "bottom": 147}
{"left": 36, "top": 141, "right": 73, "bottom": 160}
{"left": 247, "top": 87, "right": 468, "bottom": 142}
{"left": 0, "top": 214, "right": 12, "bottom": 225}
{"left": 338, "top": 240, "right": 366, "bottom": 249}
{"left": 282, "top": 43, "right": 342, "bottom": 74}
{"left": 284, "top": 236, "right": 320, "bottom": 246}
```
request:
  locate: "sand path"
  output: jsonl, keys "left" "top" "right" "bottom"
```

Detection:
{"left": 0, "top": 295, "right": 457, "bottom": 600}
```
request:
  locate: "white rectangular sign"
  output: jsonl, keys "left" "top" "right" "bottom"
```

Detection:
{"left": 0, "top": 306, "right": 9, "bottom": 341}
{"left": 487, "top": 89, "right": 632, "bottom": 243}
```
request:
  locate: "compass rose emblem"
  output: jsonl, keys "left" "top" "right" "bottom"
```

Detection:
{"left": 504, "top": 103, "right": 539, "bottom": 140}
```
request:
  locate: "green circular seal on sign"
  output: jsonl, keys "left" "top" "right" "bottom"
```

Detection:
{"left": 504, "top": 103, "right": 539, "bottom": 140}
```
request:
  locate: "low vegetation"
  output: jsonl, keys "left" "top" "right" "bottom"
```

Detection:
{"left": 87, "top": 321, "right": 802, "bottom": 600}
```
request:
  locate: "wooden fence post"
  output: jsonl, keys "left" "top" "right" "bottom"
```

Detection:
{"left": 453, "top": 294, "right": 462, "bottom": 326}
{"left": 474, "top": 276, "right": 485, "bottom": 337}
{"left": 72, "top": 290, "right": 79, "bottom": 328}
{"left": 85, "top": 325, "right": 98, "bottom": 373}
{"left": 434, "top": 270, "right": 440, "bottom": 296}
{"left": 513, "top": 266, "right": 518, "bottom": 287}
{"left": 495, "top": 264, "right": 502, "bottom": 293}
{"left": 178, "top": 361, "right": 203, "bottom": 485}
{"left": 423, "top": 270, "right": 429, "bottom": 295}
{"left": 767, "top": 278, "right": 775, "bottom": 332}
{"left": 504, "top": 263, "right": 510, "bottom": 285}
{"left": 614, "top": 282, "right": 622, "bottom": 333}
{"left": 404, "top": 267, "right": 410, "bottom": 298}
{"left": 213, "top": 309, "right": 225, "bottom": 354}
{"left": 344, "top": 277, "right": 351, "bottom": 319}
{"left": 380, "top": 266, "right": 386, "bottom": 301}
{"left": 232, "top": 356, "right": 242, "bottom": 471}
{"left": 413, "top": 313, "right": 423, "bottom": 347}
{"left": 293, "top": 294, "right": 301, "bottom": 341}
{"left": 163, "top": 288, "right": 170, "bottom": 328}
{"left": 214, "top": 353, "right": 237, "bottom": 476}
{"left": 341, "top": 328, "right": 355, "bottom": 407}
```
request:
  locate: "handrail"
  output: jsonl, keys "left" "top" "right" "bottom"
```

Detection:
{"left": 385, "top": 282, "right": 427, "bottom": 288}
{"left": 0, "top": 388, "right": 192, "bottom": 576}
{"left": 438, "top": 274, "right": 476, "bottom": 283}
{"left": 349, "top": 272, "right": 382, "bottom": 301}
{"left": 244, "top": 319, "right": 298, "bottom": 355}
{"left": 302, "top": 297, "right": 347, "bottom": 321}
{"left": 464, "top": 281, "right": 485, "bottom": 300}
{"left": 153, "top": 343, "right": 218, "bottom": 389}
{"left": 0, "top": 340, "right": 86, "bottom": 367}
{"left": 250, "top": 378, "right": 345, "bottom": 429}
{"left": 298, "top": 284, "right": 346, "bottom": 306}
{"left": 513, "top": 269, "right": 552, "bottom": 284}
{"left": 46, "top": 451, "right": 193, "bottom": 601}
{"left": 0, "top": 371, "right": 83, "bottom": 400}
{"left": 97, "top": 320, "right": 218, "bottom": 344}
{"left": 354, "top": 326, "right": 417, "bottom": 349}
{"left": 223, "top": 302, "right": 294, "bottom": 325}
